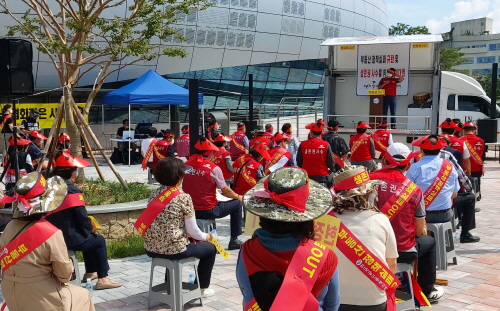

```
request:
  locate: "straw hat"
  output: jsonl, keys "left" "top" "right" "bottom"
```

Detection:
{"left": 332, "top": 166, "right": 383, "bottom": 209}
{"left": 0, "top": 172, "right": 68, "bottom": 219}
{"left": 243, "top": 167, "right": 333, "bottom": 222}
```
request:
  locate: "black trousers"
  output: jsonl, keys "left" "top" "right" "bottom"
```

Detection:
{"left": 146, "top": 241, "right": 216, "bottom": 289}
{"left": 70, "top": 233, "right": 109, "bottom": 278}
{"left": 195, "top": 200, "right": 242, "bottom": 238}
{"left": 397, "top": 235, "right": 436, "bottom": 295}
{"left": 471, "top": 171, "right": 482, "bottom": 194}
{"left": 454, "top": 193, "right": 476, "bottom": 237}
{"left": 339, "top": 302, "right": 386, "bottom": 311}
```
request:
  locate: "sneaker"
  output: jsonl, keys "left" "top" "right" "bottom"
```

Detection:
{"left": 201, "top": 288, "right": 215, "bottom": 298}
{"left": 425, "top": 286, "right": 444, "bottom": 303}
{"left": 228, "top": 238, "right": 243, "bottom": 250}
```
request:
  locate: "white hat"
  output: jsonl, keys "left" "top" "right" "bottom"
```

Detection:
{"left": 386, "top": 143, "right": 411, "bottom": 159}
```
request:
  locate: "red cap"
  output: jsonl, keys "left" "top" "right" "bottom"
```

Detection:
{"left": 377, "top": 122, "right": 389, "bottom": 128}
{"left": 463, "top": 122, "right": 477, "bottom": 129}
{"left": 316, "top": 119, "right": 326, "bottom": 126}
{"left": 438, "top": 119, "right": 457, "bottom": 129}
{"left": 305, "top": 122, "right": 324, "bottom": 132}
{"left": 356, "top": 121, "right": 371, "bottom": 129}
{"left": 181, "top": 126, "right": 189, "bottom": 134}
{"left": 30, "top": 130, "right": 47, "bottom": 140}
{"left": 58, "top": 133, "right": 70, "bottom": 143}
{"left": 9, "top": 137, "right": 31, "bottom": 146}
{"left": 163, "top": 131, "right": 174, "bottom": 138}
{"left": 213, "top": 133, "right": 232, "bottom": 142}
{"left": 54, "top": 150, "right": 90, "bottom": 168}
{"left": 252, "top": 142, "right": 271, "bottom": 161}
{"left": 194, "top": 138, "right": 219, "bottom": 151}
{"left": 265, "top": 125, "right": 273, "bottom": 132}
{"left": 274, "top": 132, "right": 291, "bottom": 142}
{"left": 411, "top": 135, "right": 444, "bottom": 150}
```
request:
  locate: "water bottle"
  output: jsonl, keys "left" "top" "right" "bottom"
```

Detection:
{"left": 187, "top": 274, "right": 195, "bottom": 284}
{"left": 453, "top": 232, "right": 460, "bottom": 243}
{"left": 85, "top": 278, "right": 93, "bottom": 293}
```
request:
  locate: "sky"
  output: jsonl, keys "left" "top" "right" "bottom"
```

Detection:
{"left": 386, "top": 0, "right": 500, "bottom": 34}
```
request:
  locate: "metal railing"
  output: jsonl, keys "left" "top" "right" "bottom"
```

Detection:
{"left": 327, "top": 114, "right": 432, "bottom": 135}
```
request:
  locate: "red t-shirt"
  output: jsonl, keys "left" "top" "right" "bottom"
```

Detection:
{"left": 380, "top": 77, "right": 399, "bottom": 96}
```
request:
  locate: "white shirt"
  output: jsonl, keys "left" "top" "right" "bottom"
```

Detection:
{"left": 141, "top": 138, "right": 155, "bottom": 162}
{"left": 335, "top": 210, "right": 398, "bottom": 306}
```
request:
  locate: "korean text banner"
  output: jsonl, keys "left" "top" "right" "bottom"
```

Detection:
{"left": 11, "top": 103, "right": 86, "bottom": 129}
{"left": 356, "top": 43, "right": 410, "bottom": 96}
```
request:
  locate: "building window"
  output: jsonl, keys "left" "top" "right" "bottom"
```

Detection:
{"left": 477, "top": 56, "right": 496, "bottom": 64}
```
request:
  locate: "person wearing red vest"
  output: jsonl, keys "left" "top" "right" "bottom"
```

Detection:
{"left": 460, "top": 122, "right": 485, "bottom": 200}
{"left": 378, "top": 67, "right": 404, "bottom": 128}
{"left": 349, "top": 121, "right": 376, "bottom": 172}
{"left": 370, "top": 143, "right": 443, "bottom": 302}
{"left": 233, "top": 141, "right": 270, "bottom": 195}
{"left": 297, "top": 121, "right": 336, "bottom": 187}
{"left": 264, "top": 132, "right": 292, "bottom": 175}
{"left": 0, "top": 104, "right": 13, "bottom": 133}
{"left": 141, "top": 127, "right": 158, "bottom": 169}
{"left": 439, "top": 118, "right": 471, "bottom": 174}
{"left": 176, "top": 125, "right": 190, "bottom": 159}
{"left": 282, "top": 123, "right": 300, "bottom": 166}
{"left": 183, "top": 138, "right": 244, "bottom": 250}
{"left": 262, "top": 123, "right": 275, "bottom": 143}
{"left": 206, "top": 121, "right": 220, "bottom": 143}
{"left": 149, "top": 140, "right": 173, "bottom": 170}
{"left": 211, "top": 133, "right": 235, "bottom": 183}
{"left": 408, "top": 135, "right": 479, "bottom": 243}
{"left": 230, "top": 122, "right": 249, "bottom": 158}
{"left": 371, "top": 122, "right": 393, "bottom": 158}
{"left": 46, "top": 151, "right": 122, "bottom": 289}
{"left": 249, "top": 126, "right": 274, "bottom": 149}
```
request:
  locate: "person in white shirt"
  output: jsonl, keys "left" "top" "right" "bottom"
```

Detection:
{"left": 141, "top": 127, "right": 157, "bottom": 169}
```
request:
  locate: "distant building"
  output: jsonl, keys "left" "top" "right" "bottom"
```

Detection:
{"left": 442, "top": 17, "right": 500, "bottom": 76}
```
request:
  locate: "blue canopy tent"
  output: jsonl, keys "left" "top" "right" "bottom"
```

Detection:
{"left": 102, "top": 69, "right": 204, "bottom": 165}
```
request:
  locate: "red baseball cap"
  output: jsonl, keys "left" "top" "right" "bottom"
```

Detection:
{"left": 58, "top": 133, "right": 70, "bottom": 143}
{"left": 274, "top": 132, "right": 291, "bottom": 142}
{"left": 8, "top": 137, "right": 31, "bottom": 146}
{"left": 411, "top": 135, "right": 444, "bottom": 150}
{"left": 194, "top": 138, "right": 219, "bottom": 151}
{"left": 252, "top": 142, "right": 271, "bottom": 161}
{"left": 30, "top": 130, "right": 47, "bottom": 140}
{"left": 463, "top": 122, "right": 477, "bottom": 129}
{"left": 305, "top": 122, "right": 324, "bottom": 132}
{"left": 356, "top": 121, "right": 371, "bottom": 129}
{"left": 53, "top": 150, "right": 90, "bottom": 168}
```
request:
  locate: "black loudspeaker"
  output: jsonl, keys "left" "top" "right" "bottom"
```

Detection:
{"left": 0, "top": 38, "right": 34, "bottom": 96}
{"left": 477, "top": 118, "right": 497, "bottom": 143}
{"left": 244, "top": 120, "right": 258, "bottom": 139}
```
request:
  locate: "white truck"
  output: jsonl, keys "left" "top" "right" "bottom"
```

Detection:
{"left": 320, "top": 34, "right": 500, "bottom": 145}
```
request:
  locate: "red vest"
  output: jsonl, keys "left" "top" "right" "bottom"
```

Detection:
{"left": 183, "top": 155, "right": 218, "bottom": 211}
{"left": 230, "top": 131, "right": 247, "bottom": 156}
{"left": 372, "top": 130, "right": 391, "bottom": 155}
{"left": 211, "top": 148, "right": 233, "bottom": 180}
{"left": 232, "top": 155, "right": 261, "bottom": 195}
{"left": 152, "top": 140, "right": 171, "bottom": 170}
{"left": 449, "top": 135, "right": 465, "bottom": 154}
{"left": 300, "top": 138, "right": 329, "bottom": 176}
{"left": 176, "top": 134, "right": 190, "bottom": 157}
{"left": 264, "top": 147, "right": 291, "bottom": 175}
{"left": 350, "top": 133, "right": 373, "bottom": 161}
{"left": 262, "top": 132, "right": 275, "bottom": 144}
{"left": 249, "top": 136, "right": 272, "bottom": 149}
{"left": 460, "top": 134, "right": 485, "bottom": 172}
{"left": 380, "top": 77, "right": 398, "bottom": 96}
{"left": 370, "top": 169, "right": 423, "bottom": 251}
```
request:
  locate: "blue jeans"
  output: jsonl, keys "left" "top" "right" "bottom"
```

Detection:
{"left": 383, "top": 95, "right": 397, "bottom": 124}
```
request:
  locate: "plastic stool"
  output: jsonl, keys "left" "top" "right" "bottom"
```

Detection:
{"left": 427, "top": 222, "right": 457, "bottom": 270}
{"left": 148, "top": 257, "right": 203, "bottom": 310}
{"left": 67, "top": 250, "right": 81, "bottom": 286}
{"left": 196, "top": 219, "right": 216, "bottom": 233}
{"left": 396, "top": 263, "right": 415, "bottom": 311}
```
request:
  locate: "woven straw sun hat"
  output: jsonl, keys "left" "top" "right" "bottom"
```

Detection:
{"left": 332, "top": 165, "right": 383, "bottom": 206}
{"left": 243, "top": 167, "right": 333, "bottom": 222}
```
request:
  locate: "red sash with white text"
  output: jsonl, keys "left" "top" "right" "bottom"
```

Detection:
{"left": 243, "top": 240, "right": 328, "bottom": 311}
{"left": 141, "top": 139, "right": 157, "bottom": 169}
{"left": 379, "top": 179, "right": 419, "bottom": 221}
{"left": 463, "top": 140, "right": 483, "bottom": 166}
{"left": 422, "top": 159, "right": 453, "bottom": 209}
{"left": 46, "top": 193, "right": 86, "bottom": 216}
{"left": 0, "top": 220, "right": 58, "bottom": 273}
{"left": 134, "top": 186, "right": 183, "bottom": 236}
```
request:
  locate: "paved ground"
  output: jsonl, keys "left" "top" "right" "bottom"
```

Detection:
{"left": 4, "top": 154, "right": 500, "bottom": 310}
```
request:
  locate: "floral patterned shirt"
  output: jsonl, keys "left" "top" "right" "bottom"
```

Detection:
{"left": 143, "top": 186, "right": 195, "bottom": 255}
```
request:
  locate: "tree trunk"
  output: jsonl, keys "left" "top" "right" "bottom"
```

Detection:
{"left": 63, "top": 90, "right": 85, "bottom": 183}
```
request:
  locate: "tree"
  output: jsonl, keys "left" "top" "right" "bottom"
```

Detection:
{"left": 440, "top": 48, "right": 469, "bottom": 71}
{"left": 389, "top": 23, "right": 430, "bottom": 35}
{"left": 475, "top": 75, "right": 500, "bottom": 101}
{"left": 0, "top": 0, "right": 210, "bottom": 181}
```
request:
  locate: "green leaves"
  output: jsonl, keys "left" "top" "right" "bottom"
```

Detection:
{"left": 440, "top": 48, "right": 468, "bottom": 71}
{"left": 389, "top": 23, "right": 430, "bottom": 36}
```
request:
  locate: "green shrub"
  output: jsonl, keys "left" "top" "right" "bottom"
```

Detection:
{"left": 76, "top": 235, "right": 145, "bottom": 261}
{"left": 77, "top": 179, "right": 152, "bottom": 205}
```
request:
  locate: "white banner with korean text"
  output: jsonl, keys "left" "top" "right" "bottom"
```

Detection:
{"left": 356, "top": 43, "right": 410, "bottom": 96}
